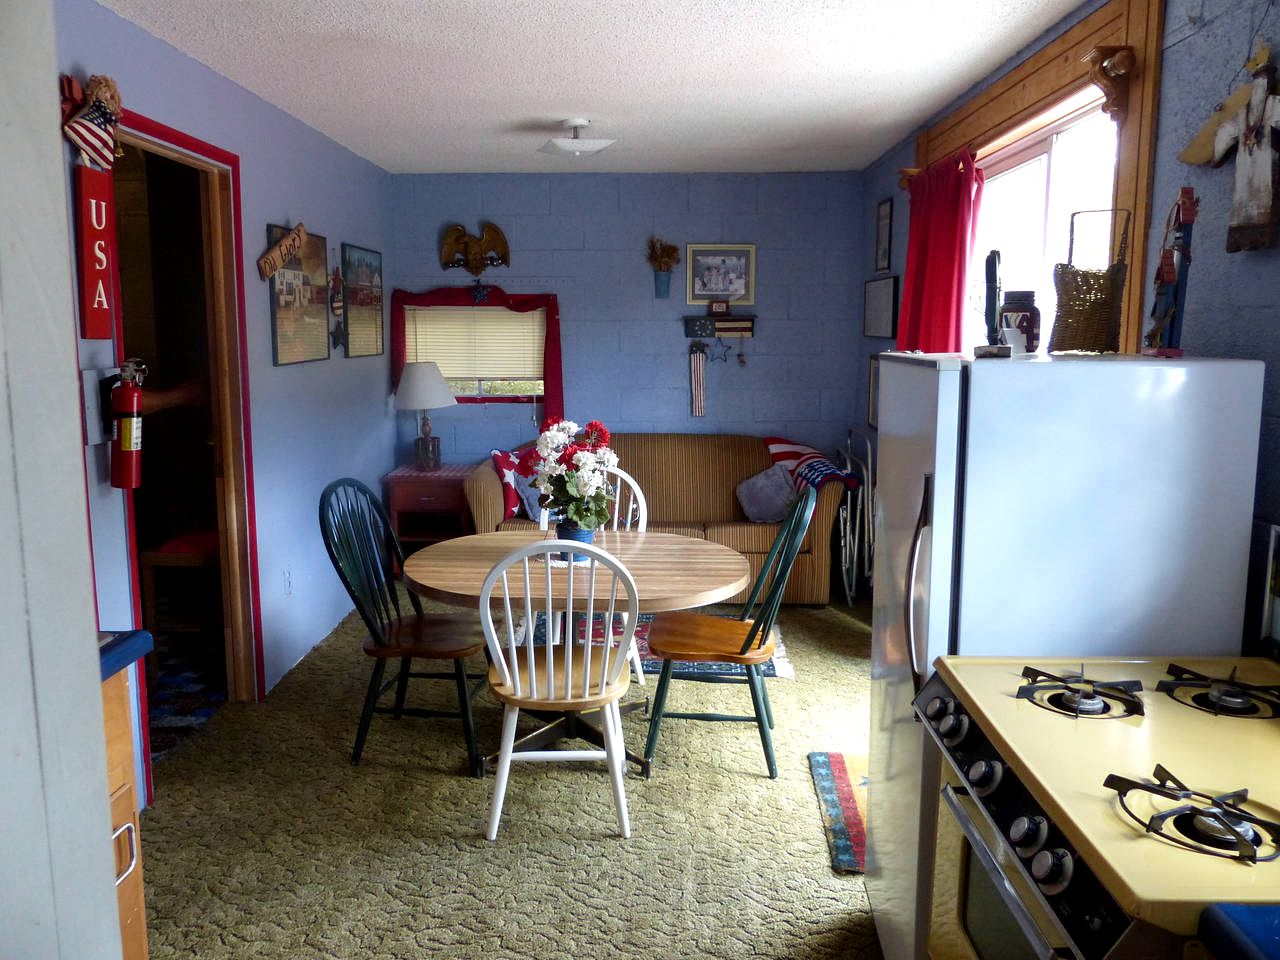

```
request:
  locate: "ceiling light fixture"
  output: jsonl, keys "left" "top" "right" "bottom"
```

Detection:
{"left": 538, "top": 118, "right": 615, "bottom": 157}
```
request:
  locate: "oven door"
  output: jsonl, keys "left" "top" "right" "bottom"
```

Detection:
{"left": 929, "top": 778, "right": 1077, "bottom": 960}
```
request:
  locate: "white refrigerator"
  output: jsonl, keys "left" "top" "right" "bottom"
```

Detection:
{"left": 864, "top": 352, "right": 1264, "bottom": 960}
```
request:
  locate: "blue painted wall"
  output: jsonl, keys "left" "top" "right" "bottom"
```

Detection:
{"left": 1149, "top": 0, "right": 1280, "bottom": 522}
{"left": 387, "top": 172, "right": 864, "bottom": 463}
{"left": 56, "top": 0, "right": 395, "bottom": 689}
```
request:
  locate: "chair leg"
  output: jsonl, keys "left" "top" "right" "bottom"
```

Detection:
{"left": 352, "top": 659, "right": 387, "bottom": 765}
{"left": 628, "top": 642, "right": 647, "bottom": 687}
{"left": 643, "top": 659, "right": 675, "bottom": 765}
{"left": 454, "top": 658, "right": 482, "bottom": 778}
{"left": 745, "top": 664, "right": 778, "bottom": 779}
{"left": 392, "top": 656, "right": 411, "bottom": 719}
{"left": 602, "top": 701, "right": 631, "bottom": 838}
{"left": 486, "top": 704, "right": 520, "bottom": 841}
{"left": 757, "top": 665, "right": 775, "bottom": 729}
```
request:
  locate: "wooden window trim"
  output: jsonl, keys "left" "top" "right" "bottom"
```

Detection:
{"left": 913, "top": 0, "right": 1164, "bottom": 353}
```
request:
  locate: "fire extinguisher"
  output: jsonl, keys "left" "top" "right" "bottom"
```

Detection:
{"left": 110, "top": 358, "right": 147, "bottom": 489}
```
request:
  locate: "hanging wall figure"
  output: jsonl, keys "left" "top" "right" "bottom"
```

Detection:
{"left": 1182, "top": 44, "right": 1280, "bottom": 252}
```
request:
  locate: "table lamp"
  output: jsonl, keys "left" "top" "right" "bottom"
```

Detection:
{"left": 395, "top": 361, "right": 456, "bottom": 469}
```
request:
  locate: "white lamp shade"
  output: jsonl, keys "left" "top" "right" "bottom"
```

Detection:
{"left": 396, "top": 362, "right": 457, "bottom": 411}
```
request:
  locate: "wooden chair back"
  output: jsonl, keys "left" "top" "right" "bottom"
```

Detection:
{"left": 736, "top": 486, "right": 818, "bottom": 655}
{"left": 539, "top": 466, "right": 648, "bottom": 532}
{"left": 318, "top": 478, "right": 420, "bottom": 646}
{"left": 479, "top": 541, "right": 640, "bottom": 705}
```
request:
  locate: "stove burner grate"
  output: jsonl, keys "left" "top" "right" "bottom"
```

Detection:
{"left": 1157, "top": 664, "right": 1280, "bottom": 719}
{"left": 1103, "top": 763, "right": 1280, "bottom": 863}
{"left": 1016, "top": 666, "right": 1144, "bottom": 718}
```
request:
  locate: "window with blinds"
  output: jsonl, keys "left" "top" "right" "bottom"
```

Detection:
{"left": 403, "top": 305, "right": 544, "bottom": 397}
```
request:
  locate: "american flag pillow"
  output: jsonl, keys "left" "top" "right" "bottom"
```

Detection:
{"left": 489, "top": 450, "right": 522, "bottom": 519}
{"left": 764, "top": 437, "right": 859, "bottom": 492}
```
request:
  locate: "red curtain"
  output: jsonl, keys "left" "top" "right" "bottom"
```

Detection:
{"left": 897, "top": 150, "right": 985, "bottom": 353}
{"left": 389, "top": 285, "right": 564, "bottom": 423}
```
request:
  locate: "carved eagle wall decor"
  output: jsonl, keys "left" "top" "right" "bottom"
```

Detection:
{"left": 440, "top": 222, "right": 511, "bottom": 276}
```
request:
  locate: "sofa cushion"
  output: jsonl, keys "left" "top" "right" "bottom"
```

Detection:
{"left": 647, "top": 522, "right": 705, "bottom": 539}
{"left": 610, "top": 434, "right": 771, "bottom": 524}
{"left": 706, "top": 521, "right": 811, "bottom": 556}
{"left": 498, "top": 516, "right": 540, "bottom": 531}
{"left": 736, "top": 463, "right": 798, "bottom": 523}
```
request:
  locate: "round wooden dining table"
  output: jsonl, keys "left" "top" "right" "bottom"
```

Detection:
{"left": 402, "top": 529, "right": 751, "bottom": 613}
{"left": 402, "top": 529, "right": 751, "bottom": 778}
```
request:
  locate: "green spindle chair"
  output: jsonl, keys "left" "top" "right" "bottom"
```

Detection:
{"left": 319, "top": 478, "right": 485, "bottom": 775}
{"left": 642, "top": 485, "right": 818, "bottom": 779}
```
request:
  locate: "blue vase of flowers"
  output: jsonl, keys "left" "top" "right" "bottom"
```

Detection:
{"left": 555, "top": 521, "right": 595, "bottom": 562}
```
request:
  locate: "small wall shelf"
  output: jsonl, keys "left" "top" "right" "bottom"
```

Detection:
{"left": 683, "top": 315, "right": 755, "bottom": 338}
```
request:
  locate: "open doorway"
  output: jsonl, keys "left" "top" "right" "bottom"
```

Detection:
{"left": 114, "top": 143, "right": 224, "bottom": 758}
{"left": 112, "top": 124, "right": 259, "bottom": 768}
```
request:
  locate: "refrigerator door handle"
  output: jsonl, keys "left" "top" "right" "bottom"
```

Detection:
{"left": 904, "top": 473, "right": 933, "bottom": 692}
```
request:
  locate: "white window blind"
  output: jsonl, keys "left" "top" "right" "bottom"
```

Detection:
{"left": 404, "top": 306, "right": 544, "bottom": 378}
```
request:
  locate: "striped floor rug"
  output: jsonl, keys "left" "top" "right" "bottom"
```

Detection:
{"left": 807, "top": 752, "right": 868, "bottom": 874}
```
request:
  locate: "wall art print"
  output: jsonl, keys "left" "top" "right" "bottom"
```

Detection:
{"left": 267, "top": 223, "right": 329, "bottom": 365}
{"left": 341, "top": 243, "right": 384, "bottom": 358}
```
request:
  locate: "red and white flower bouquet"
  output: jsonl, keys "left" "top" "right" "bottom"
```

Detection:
{"left": 516, "top": 419, "right": 618, "bottom": 529}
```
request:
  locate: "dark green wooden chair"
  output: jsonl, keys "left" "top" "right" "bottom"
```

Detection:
{"left": 643, "top": 485, "right": 818, "bottom": 779}
{"left": 319, "top": 478, "right": 484, "bottom": 775}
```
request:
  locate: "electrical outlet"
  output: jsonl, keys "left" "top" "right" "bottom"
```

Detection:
{"left": 283, "top": 568, "right": 293, "bottom": 597}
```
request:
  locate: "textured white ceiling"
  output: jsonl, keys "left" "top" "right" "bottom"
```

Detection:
{"left": 100, "top": 0, "right": 1084, "bottom": 174}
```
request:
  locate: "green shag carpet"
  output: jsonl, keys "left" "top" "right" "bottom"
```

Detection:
{"left": 141, "top": 599, "right": 884, "bottom": 960}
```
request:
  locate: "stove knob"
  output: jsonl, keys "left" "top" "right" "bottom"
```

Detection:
{"left": 938, "top": 712, "right": 969, "bottom": 745}
{"left": 966, "top": 759, "right": 1003, "bottom": 791}
{"left": 1031, "top": 848, "right": 1073, "bottom": 892}
{"left": 924, "top": 696, "right": 953, "bottom": 722}
{"left": 1009, "top": 815, "right": 1048, "bottom": 855}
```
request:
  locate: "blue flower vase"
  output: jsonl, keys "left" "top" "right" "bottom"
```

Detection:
{"left": 555, "top": 521, "right": 595, "bottom": 562}
{"left": 653, "top": 270, "right": 672, "bottom": 299}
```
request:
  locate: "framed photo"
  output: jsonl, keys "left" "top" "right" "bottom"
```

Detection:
{"left": 875, "top": 197, "right": 893, "bottom": 273}
{"left": 267, "top": 224, "right": 329, "bottom": 365}
{"left": 340, "top": 243, "right": 384, "bottom": 358}
{"left": 686, "top": 243, "right": 755, "bottom": 305}
{"left": 864, "top": 275, "right": 899, "bottom": 338}
{"left": 707, "top": 299, "right": 730, "bottom": 315}
{"left": 867, "top": 355, "right": 880, "bottom": 429}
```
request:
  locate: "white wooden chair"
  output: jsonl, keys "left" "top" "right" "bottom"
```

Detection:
{"left": 479, "top": 539, "right": 640, "bottom": 840}
{"left": 539, "top": 465, "right": 649, "bottom": 684}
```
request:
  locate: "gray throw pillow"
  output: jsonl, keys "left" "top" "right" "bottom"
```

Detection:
{"left": 736, "top": 463, "right": 799, "bottom": 523}
{"left": 514, "top": 470, "right": 562, "bottom": 524}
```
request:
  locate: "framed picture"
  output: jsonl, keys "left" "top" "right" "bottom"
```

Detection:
{"left": 267, "top": 224, "right": 330, "bottom": 365}
{"left": 707, "top": 299, "right": 730, "bottom": 315}
{"left": 686, "top": 243, "right": 756, "bottom": 305}
{"left": 340, "top": 243, "right": 384, "bottom": 358}
{"left": 867, "top": 356, "right": 880, "bottom": 429}
{"left": 875, "top": 197, "right": 893, "bottom": 273}
{"left": 864, "top": 275, "right": 899, "bottom": 338}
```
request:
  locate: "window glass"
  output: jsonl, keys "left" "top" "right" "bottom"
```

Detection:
{"left": 965, "top": 100, "right": 1118, "bottom": 353}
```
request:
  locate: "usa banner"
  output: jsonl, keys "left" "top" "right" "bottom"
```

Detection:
{"left": 74, "top": 164, "right": 116, "bottom": 340}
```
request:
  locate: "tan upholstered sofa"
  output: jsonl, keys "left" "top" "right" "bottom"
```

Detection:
{"left": 463, "top": 433, "right": 842, "bottom": 604}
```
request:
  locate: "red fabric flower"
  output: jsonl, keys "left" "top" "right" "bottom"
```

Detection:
{"left": 557, "top": 443, "right": 585, "bottom": 467}
{"left": 583, "top": 420, "right": 610, "bottom": 449}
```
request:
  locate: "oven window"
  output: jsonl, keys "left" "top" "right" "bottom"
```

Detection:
{"left": 961, "top": 846, "right": 1041, "bottom": 960}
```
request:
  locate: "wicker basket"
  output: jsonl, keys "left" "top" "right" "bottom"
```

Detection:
{"left": 1049, "top": 210, "right": 1130, "bottom": 354}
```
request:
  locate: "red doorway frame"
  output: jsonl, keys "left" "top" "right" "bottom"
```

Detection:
{"left": 114, "top": 112, "right": 265, "bottom": 801}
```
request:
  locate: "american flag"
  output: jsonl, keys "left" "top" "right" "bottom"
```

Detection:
{"left": 63, "top": 99, "right": 118, "bottom": 170}
{"left": 765, "top": 437, "right": 859, "bottom": 492}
